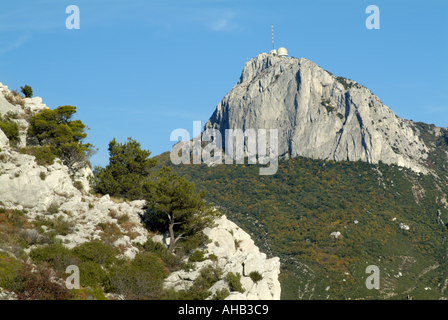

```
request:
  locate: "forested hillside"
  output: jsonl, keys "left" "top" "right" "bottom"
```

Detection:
{"left": 154, "top": 139, "right": 448, "bottom": 299}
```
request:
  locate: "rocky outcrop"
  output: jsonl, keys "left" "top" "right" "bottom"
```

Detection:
{"left": 0, "top": 83, "right": 49, "bottom": 149}
{"left": 0, "top": 81, "right": 281, "bottom": 299}
{"left": 160, "top": 215, "right": 281, "bottom": 300}
{"left": 205, "top": 53, "right": 436, "bottom": 174}
{"left": 0, "top": 143, "right": 149, "bottom": 258}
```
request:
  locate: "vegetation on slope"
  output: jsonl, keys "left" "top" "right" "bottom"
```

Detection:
{"left": 154, "top": 144, "right": 448, "bottom": 299}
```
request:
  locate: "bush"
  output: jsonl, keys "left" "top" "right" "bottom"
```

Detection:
{"left": 106, "top": 252, "right": 168, "bottom": 300}
{"left": 29, "top": 243, "right": 75, "bottom": 272}
{"left": 130, "top": 252, "right": 169, "bottom": 281}
{"left": 78, "top": 261, "right": 108, "bottom": 288}
{"left": 50, "top": 216, "right": 75, "bottom": 236}
{"left": 71, "top": 240, "right": 118, "bottom": 266}
{"left": 225, "top": 272, "right": 245, "bottom": 293}
{"left": 33, "top": 145, "right": 56, "bottom": 166}
{"left": 96, "top": 222, "right": 106, "bottom": 230}
{"left": 0, "top": 253, "right": 22, "bottom": 289}
{"left": 73, "top": 180, "right": 84, "bottom": 192}
{"left": 0, "top": 116, "right": 20, "bottom": 147}
{"left": 170, "top": 264, "right": 223, "bottom": 300}
{"left": 20, "top": 228, "right": 49, "bottom": 246}
{"left": 47, "top": 202, "right": 60, "bottom": 214}
{"left": 71, "top": 287, "right": 107, "bottom": 300}
{"left": 188, "top": 250, "right": 207, "bottom": 263}
{"left": 10, "top": 262, "right": 73, "bottom": 300}
{"left": 213, "top": 288, "right": 230, "bottom": 300}
{"left": 140, "top": 238, "right": 186, "bottom": 273}
{"left": 20, "top": 85, "right": 33, "bottom": 98}
{"left": 249, "top": 271, "right": 263, "bottom": 283}
{"left": 208, "top": 254, "right": 218, "bottom": 262}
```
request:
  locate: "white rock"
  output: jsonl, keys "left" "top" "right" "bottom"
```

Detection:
{"left": 162, "top": 214, "right": 281, "bottom": 300}
{"left": 330, "top": 231, "right": 342, "bottom": 239}
{"left": 225, "top": 292, "right": 249, "bottom": 300}
{"left": 0, "top": 129, "right": 9, "bottom": 148}
{"left": 399, "top": 223, "right": 410, "bottom": 231}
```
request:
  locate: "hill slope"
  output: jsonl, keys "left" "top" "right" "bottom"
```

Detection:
{"left": 157, "top": 52, "right": 448, "bottom": 299}
{"left": 155, "top": 151, "right": 448, "bottom": 299}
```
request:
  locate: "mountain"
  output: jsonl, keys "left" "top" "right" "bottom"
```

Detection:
{"left": 205, "top": 53, "right": 447, "bottom": 175}
{"left": 155, "top": 52, "right": 448, "bottom": 300}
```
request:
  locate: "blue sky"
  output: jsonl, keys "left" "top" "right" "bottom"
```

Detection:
{"left": 0, "top": 0, "right": 447, "bottom": 168}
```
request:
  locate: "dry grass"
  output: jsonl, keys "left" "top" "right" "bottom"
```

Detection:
{"left": 110, "top": 196, "right": 126, "bottom": 204}
{"left": 120, "top": 220, "right": 141, "bottom": 240}
{"left": 0, "top": 208, "right": 41, "bottom": 257}
{"left": 96, "top": 222, "right": 124, "bottom": 246}
{"left": 3, "top": 91, "right": 25, "bottom": 108}
{"left": 108, "top": 210, "right": 130, "bottom": 225}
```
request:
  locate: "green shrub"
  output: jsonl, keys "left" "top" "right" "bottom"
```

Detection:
{"left": 130, "top": 252, "right": 168, "bottom": 281}
{"left": 249, "top": 271, "right": 263, "bottom": 283}
{"left": 78, "top": 261, "right": 108, "bottom": 288}
{"left": 20, "top": 85, "right": 33, "bottom": 98}
{"left": 47, "top": 202, "right": 60, "bottom": 214}
{"left": 96, "top": 222, "right": 106, "bottom": 230}
{"left": 208, "top": 253, "right": 218, "bottom": 262}
{"left": 140, "top": 238, "right": 186, "bottom": 272}
{"left": 0, "top": 118, "right": 20, "bottom": 147}
{"left": 9, "top": 262, "right": 73, "bottom": 300}
{"left": 73, "top": 180, "right": 83, "bottom": 192}
{"left": 32, "top": 215, "right": 74, "bottom": 238}
{"left": 171, "top": 264, "right": 223, "bottom": 300}
{"left": 33, "top": 145, "right": 56, "bottom": 166}
{"left": 71, "top": 287, "right": 108, "bottom": 300}
{"left": 213, "top": 288, "right": 230, "bottom": 300}
{"left": 29, "top": 242, "right": 76, "bottom": 272}
{"left": 188, "top": 250, "right": 207, "bottom": 263}
{"left": 39, "top": 171, "right": 47, "bottom": 180}
{"left": 225, "top": 272, "right": 245, "bottom": 293}
{"left": 0, "top": 253, "right": 22, "bottom": 289}
{"left": 106, "top": 252, "right": 167, "bottom": 300}
{"left": 116, "top": 213, "right": 129, "bottom": 225}
{"left": 71, "top": 240, "right": 118, "bottom": 266}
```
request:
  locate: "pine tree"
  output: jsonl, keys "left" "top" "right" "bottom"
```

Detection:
{"left": 145, "top": 166, "right": 222, "bottom": 253}
{"left": 93, "top": 137, "right": 157, "bottom": 200}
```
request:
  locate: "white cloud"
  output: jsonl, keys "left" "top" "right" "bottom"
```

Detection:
{"left": 210, "top": 11, "right": 238, "bottom": 32}
{"left": 0, "top": 34, "right": 30, "bottom": 57}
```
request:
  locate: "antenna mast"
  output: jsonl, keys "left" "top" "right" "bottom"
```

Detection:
{"left": 271, "top": 24, "right": 275, "bottom": 51}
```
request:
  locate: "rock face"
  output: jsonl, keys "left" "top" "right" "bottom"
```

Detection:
{"left": 160, "top": 215, "right": 281, "bottom": 300}
{"left": 205, "top": 53, "right": 434, "bottom": 173}
{"left": 0, "top": 142, "right": 149, "bottom": 259}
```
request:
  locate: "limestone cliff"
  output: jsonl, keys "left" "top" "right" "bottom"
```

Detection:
{"left": 159, "top": 215, "right": 281, "bottom": 300}
{"left": 205, "top": 53, "right": 439, "bottom": 174}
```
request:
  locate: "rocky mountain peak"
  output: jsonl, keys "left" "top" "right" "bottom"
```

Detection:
{"left": 205, "top": 52, "right": 436, "bottom": 174}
